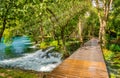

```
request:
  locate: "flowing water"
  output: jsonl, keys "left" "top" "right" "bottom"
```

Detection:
{"left": 0, "top": 36, "right": 62, "bottom": 72}
{"left": 0, "top": 36, "right": 33, "bottom": 60}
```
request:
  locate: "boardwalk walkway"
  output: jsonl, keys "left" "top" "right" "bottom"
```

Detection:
{"left": 46, "top": 38, "right": 109, "bottom": 78}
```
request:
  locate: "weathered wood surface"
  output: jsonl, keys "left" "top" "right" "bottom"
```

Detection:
{"left": 46, "top": 38, "right": 109, "bottom": 78}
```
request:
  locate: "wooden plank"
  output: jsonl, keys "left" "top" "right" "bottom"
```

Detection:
{"left": 46, "top": 38, "right": 109, "bottom": 78}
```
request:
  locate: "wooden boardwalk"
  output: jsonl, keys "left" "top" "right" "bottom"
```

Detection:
{"left": 46, "top": 38, "right": 109, "bottom": 78}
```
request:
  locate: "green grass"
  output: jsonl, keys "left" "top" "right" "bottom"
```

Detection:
{"left": 0, "top": 68, "right": 42, "bottom": 78}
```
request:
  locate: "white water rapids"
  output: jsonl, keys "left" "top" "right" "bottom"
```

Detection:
{"left": 0, "top": 47, "right": 62, "bottom": 72}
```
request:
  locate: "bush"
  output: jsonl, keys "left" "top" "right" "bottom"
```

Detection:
{"left": 50, "top": 41, "right": 58, "bottom": 47}
{"left": 103, "top": 49, "right": 114, "bottom": 61}
{"left": 109, "top": 44, "right": 120, "bottom": 52}
{"left": 49, "top": 40, "right": 59, "bottom": 50}
{"left": 110, "top": 73, "right": 116, "bottom": 78}
{"left": 40, "top": 42, "right": 48, "bottom": 49}
{"left": 66, "top": 41, "right": 80, "bottom": 54}
{"left": 114, "top": 44, "right": 120, "bottom": 52}
{"left": 109, "top": 44, "right": 116, "bottom": 51}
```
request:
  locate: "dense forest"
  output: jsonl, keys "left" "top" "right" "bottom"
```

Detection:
{"left": 0, "top": 0, "right": 120, "bottom": 78}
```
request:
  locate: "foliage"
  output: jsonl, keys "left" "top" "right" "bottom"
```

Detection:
{"left": 106, "top": 44, "right": 120, "bottom": 52}
{"left": 103, "top": 48, "right": 120, "bottom": 77}
{"left": 0, "top": 0, "right": 91, "bottom": 51}
{"left": 110, "top": 73, "right": 116, "bottom": 78}
{"left": 105, "top": 0, "right": 120, "bottom": 47}
{"left": 3, "top": 29, "right": 12, "bottom": 45}
{"left": 0, "top": 0, "right": 120, "bottom": 77}
{"left": 66, "top": 41, "right": 80, "bottom": 54}
{"left": 103, "top": 49, "right": 114, "bottom": 61}
{"left": 49, "top": 40, "right": 60, "bottom": 50}
{"left": 40, "top": 42, "right": 48, "bottom": 49}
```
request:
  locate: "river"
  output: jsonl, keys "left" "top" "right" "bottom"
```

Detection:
{"left": 0, "top": 36, "right": 62, "bottom": 72}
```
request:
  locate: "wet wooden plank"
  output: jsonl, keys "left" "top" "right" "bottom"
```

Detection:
{"left": 46, "top": 38, "right": 109, "bottom": 78}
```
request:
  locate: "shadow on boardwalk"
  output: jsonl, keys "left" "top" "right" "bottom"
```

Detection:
{"left": 46, "top": 38, "right": 109, "bottom": 78}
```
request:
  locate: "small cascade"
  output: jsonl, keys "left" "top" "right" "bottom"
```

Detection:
{"left": 0, "top": 36, "right": 62, "bottom": 72}
{"left": 0, "top": 47, "right": 62, "bottom": 72}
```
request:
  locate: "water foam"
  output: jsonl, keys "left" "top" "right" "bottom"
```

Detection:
{"left": 0, "top": 48, "right": 62, "bottom": 72}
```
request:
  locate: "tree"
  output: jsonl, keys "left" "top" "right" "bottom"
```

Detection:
{"left": 106, "top": 0, "right": 120, "bottom": 44}
{"left": 0, "top": 0, "right": 12, "bottom": 41}
{"left": 94, "top": 0, "right": 113, "bottom": 46}
{"left": 0, "top": 0, "right": 27, "bottom": 42}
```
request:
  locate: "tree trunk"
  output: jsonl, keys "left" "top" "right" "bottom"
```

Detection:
{"left": 96, "top": 0, "right": 113, "bottom": 46}
{"left": 0, "top": 18, "right": 6, "bottom": 42}
{"left": 61, "top": 25, "right": 66, "bottom": 52}
{"left": 46, "top": 8, "right": 60, "bottom": 44}
{"left": 99, "top": 19, "right": 107, "bottom": 45}
{"left": 78, "top": 18, "right": 83, "bottom": 43}
{"left": 40, "top": 25, "right": 44, "bottom": 42}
